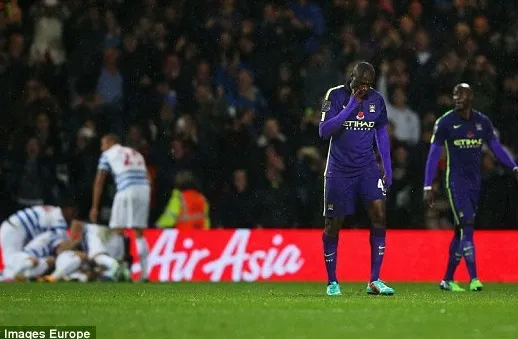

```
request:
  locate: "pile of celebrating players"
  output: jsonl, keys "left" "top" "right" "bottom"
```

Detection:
{"left": 0, "top": 204, "right": 130, "bottom": 282}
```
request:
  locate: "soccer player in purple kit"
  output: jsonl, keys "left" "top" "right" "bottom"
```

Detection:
{"left": 424, "top": 83, "right": 518, "bottom": 292}
{"left": 319, "top": 61, "right": 394, "bottom": 296}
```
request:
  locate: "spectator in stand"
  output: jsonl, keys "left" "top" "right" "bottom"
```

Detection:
{"left": 333, "top": 25, "right": 360, "bottom": 73}
{"left": 387, "top": 145, "right": 413, "bottom": 227}
{"left": 69, "top": 125, "right": 98, "bottom": 219}
{"left": 96, "top": 47, "right": 124, "bottom": 134}
{"left": 407, "top": 29, "right": 436, "bottom": 113}
{"left": 125, "top": 124, "right": 148, "bottom": 156}
{"left": 29, "top": 0, "right": 66, "bottom": 67}
{"left": 499, "top": 73, "right": 518, "bottom": 150}
{"left": 293, "top": 146, "right": 324, "bottom": 227}
{"left": 218, "top": 169, "right": 256, "bottom": 228}
{"left": 434, "top": 51, "right": 465, "bottom": 111}
{"left": 257, "top": 117, "right": 286, "bottom": 149}
{"left": 302, "top": 48, "right": 336, "bottom": 109}
{"left": 162, "top": 53, "right": 190, "bottom": 107}
{"left": 477, "top": 149, "right": 518, "bottom": 229}
{"left": 271, "top": 64, "right": 301, "bottom": 136}
{"left": 256, "top": 157, "right": 297, "bottom": 228}
{"left": 34, "top": 111, "right": 60, "bottom": 157}
{"left": 4, "top": 137, "right": 59, "bottom": 209}
{"left": 463, "top": 54, "right": 497, "bottom": 117}
{"left": 472, "top": 15, "right": 493, "bottom": 57}
{"left": 288, "top": 0, "right": 326, "bottom": 55}
{"left": 385, "top": 87, "right": 420, "bottom": 146}
{"left": 232, "top": 68, "right": 267, "bottom": 123}
{"left": 399, "top": 15, "right": 416, "bottom": 52}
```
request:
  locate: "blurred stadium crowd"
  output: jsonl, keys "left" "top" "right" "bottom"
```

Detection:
{"left": 0, "top": 0, "right": 517, "bottom": 229}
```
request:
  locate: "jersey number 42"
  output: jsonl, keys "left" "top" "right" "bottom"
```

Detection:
{"left": 123, "top": 150, "right": 143, "bottom": 167}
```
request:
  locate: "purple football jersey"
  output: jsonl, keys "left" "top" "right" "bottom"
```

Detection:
{"left": 431, "top": 110, "right": 496, "bottom": 190}
{"left": 320, "top": 85, "right": 388, "bottom": 177}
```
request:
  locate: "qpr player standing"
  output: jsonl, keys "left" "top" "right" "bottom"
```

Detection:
{"left": 89, "top": 134, "right": 150, "bottom": 281}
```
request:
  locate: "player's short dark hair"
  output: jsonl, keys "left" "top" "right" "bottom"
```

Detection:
{"left": 104, "top": 133, "right": 120, "bottom": 144}
{"left": 354, "top": 61, "right": 375, "bottom": 76}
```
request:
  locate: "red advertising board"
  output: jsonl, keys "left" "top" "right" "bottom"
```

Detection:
{"left": 120, "top": 229, "right": 518, "bottom": 282}
{"left": 1, "top": 229, "right": 517, "bottom": 282}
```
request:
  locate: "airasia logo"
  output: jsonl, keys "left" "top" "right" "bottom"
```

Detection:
{"left": 134, "top": 230, "right": 305, "bottom": 282}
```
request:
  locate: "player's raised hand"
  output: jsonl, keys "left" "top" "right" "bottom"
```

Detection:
{"left": 423, "top": 189, "right": 435, "bottom": 208}
{"left": 89, "top": 207, "right": 99, "bottom": 223}
{"left": 352, "top": 87, "right": 368, "bottom": 103}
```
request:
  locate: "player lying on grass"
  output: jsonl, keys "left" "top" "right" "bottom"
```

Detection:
{"left": 7, "top": 230, "right": 66, "bottom": 281}
{"left": 0, "top": 203, "right": 76, "bottom": 280}
{"left": 40, "top": 220, "right": 121, "bottom": 282}
{"left": 424, "top": 83, "right": 518, "bottom": 292}
{"left": 319, "top": 61, "right": 393, "bottom": 296}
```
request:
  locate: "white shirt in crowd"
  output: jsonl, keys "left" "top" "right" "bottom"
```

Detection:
{"left": 386, "top": 104, "right": 420, "bottom": 145}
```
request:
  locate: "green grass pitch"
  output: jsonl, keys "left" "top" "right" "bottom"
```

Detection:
{"left": 1, "top": 282, "right": 517, "bottom": 339}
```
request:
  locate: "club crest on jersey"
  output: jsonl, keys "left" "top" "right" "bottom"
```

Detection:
{"left": 321, "top": 100, "right": 331, "bottom": 112}
{"left": 467, "top": 130, "right": 474, "bottom": 138}
{"left": 369, "top": 103, "right": 375, "bottom": 113}
{"left": 356, "top": 111, "right": 365, "bottom": 120}
{"left": 476, "top": 123, "right": 482, "bottom": 131}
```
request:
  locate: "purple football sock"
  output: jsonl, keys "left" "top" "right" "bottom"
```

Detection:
{"left": 322, "top": 233, "right": 338, "bottom": 284}
{"left": 370, "top": 228, "right": 386, "bottom": 282}
{"left": 462, "top": 226, "right": 478, "bottom": 280}
{"left": 444, "top": 233, "right": 462, "bottom": 281}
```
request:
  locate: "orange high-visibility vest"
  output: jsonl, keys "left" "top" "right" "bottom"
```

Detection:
{"left": 156, "top": 189, "right": 210, "bottom": 230}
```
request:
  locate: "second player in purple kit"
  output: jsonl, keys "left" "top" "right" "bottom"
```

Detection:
{"left": 319, "top": 61, "right": 394, "bottom": 296}
{"left": 424, "top": 83, "right": 518, "bottom": 292}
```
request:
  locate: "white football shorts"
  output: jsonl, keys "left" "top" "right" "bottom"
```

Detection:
{"left": 109, "top": 185, "right": 150, "bottom": 229}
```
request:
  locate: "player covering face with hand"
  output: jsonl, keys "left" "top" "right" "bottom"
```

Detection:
{"left": 319, "top": 61, "right": 394, "bottom": 296}
{"left": 424, "top": 83, "right": 518, "bottom": 292}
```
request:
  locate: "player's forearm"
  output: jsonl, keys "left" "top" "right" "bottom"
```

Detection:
{"left": 375, "top": 127, "right": 392, "bottom": 186}
{"left": 319, "top": 97, "right": 358, "bottom": 139}
{"left": 91, "top": 177, "right": 104, "bottom": 209}
{"left": 57, "top": 239, "right": 81, "bottom": 254}
{"left": 489, "top": 139, "right": 518, "bottom": 170}
{"left": 92, "top": 170, "right": 108, "bottom": 210}
{"left": 92, "top": 187, "right": 101, "bottom": 210}
{"left": 424, "top": 144, "right": 442, "bottom": 189}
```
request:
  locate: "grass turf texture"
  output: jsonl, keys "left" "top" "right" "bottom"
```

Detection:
{"left": 1, "top": 283, "right": 517, "bottom": 339}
